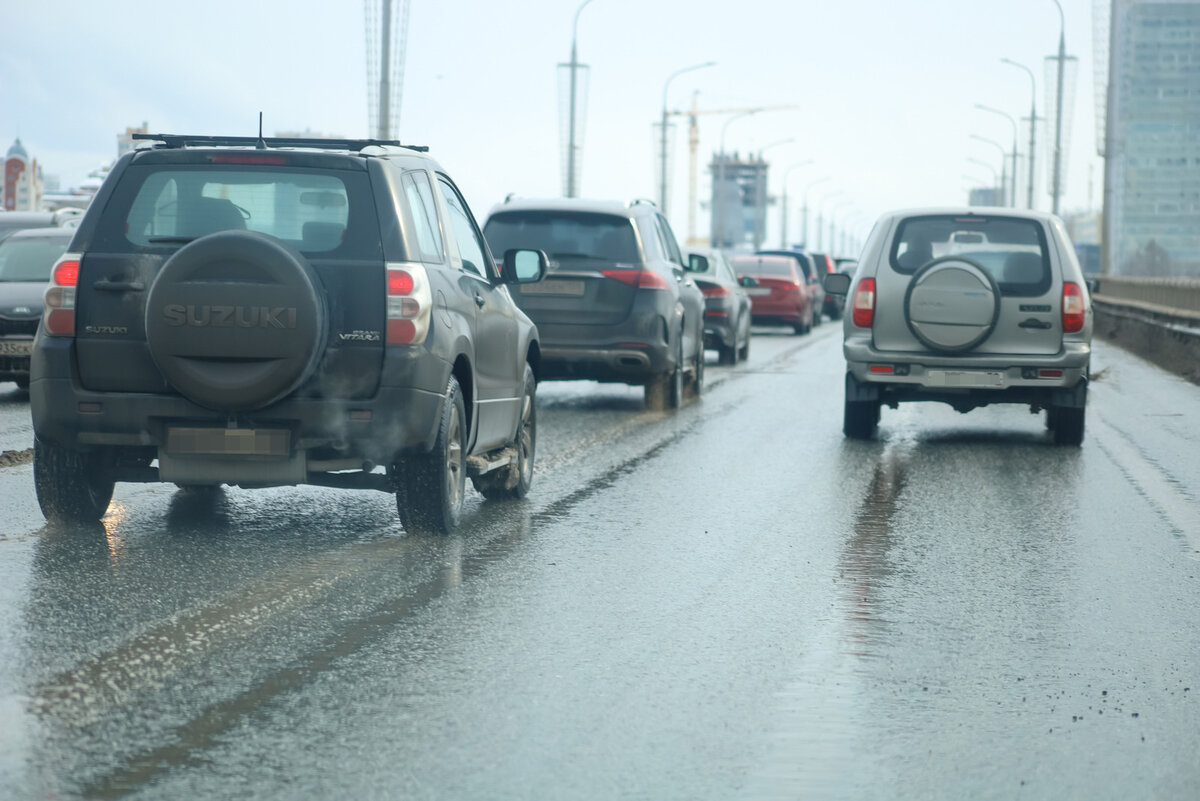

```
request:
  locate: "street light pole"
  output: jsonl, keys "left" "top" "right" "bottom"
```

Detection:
{"left": 970, "top": 134, "right": 1009, "bottom": 207}
{"left": 779, "top": 160, "right": 813, "bottom": 248}
{"left": 801, "top": 176, "right": 830, "bottom": 248}
{"left": 829, "top": 200, "right": 852, "bottom": 256}
{"left": 565, "top": 0, "right": 595, "bottom": 198}
{"left": 714, "top": 109, "right": 761, "bottom": 248}
{"left": 1050, "top": 0, "right": 1066, "bottom": 215}
{"left": 968, "top": 157, "right": 1001, "bottom": 202}
{"left": 659, "top": 61, "right": 715, "bottom": 216}
{"left": 975, "top": 105, "right": 1019, "bottom": 207}
{"left": 753, "top": 138, "right": 795, "bottom": 250}
{"left": 813, "top": 189, "right": 843, "bottom": 251}
{"left": 1001, "top": 57, "right": 1039, "bottom": 209}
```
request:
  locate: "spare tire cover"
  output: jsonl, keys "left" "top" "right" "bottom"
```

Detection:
{"left": 903, "top": 256, "right": 1000, "bottom": 353}
{"left": 145, "top": 230, "right": 327, "bottom": 411}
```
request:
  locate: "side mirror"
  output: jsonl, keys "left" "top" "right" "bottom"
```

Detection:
{"left": 738, "top": 275, "right": 758, "bottom": 288}
{"left": 823, "top": 272, "right": 851, "bottom": 295}
{"left": 501, "top": 248, "right": 548, "bottom": 284}
{"left": 686, "top": 253, "right": 708, "bottom": 273}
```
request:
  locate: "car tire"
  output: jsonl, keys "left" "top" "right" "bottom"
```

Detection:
{"left": 1052, "top": 405, "right": 1085, "bottom": 446}
{"left": 737, "top": 324, "right": 751, "bottom": 362}
{"left": 688, "top": 341, "right": 705, "bottom": 398}
{"left": 33, "top": 436, "right": 115, "bottom": 523}
{"left": 903, "top": 256, "right": 1000, "bottom": 353}
{"left": 398, "top": 376, "right": 466, "bottom": 534}
{"left": 472, "top": 365, "right": 536, "bottom": 500}
{"left": 843, "top": 399, "right": 880, "bottom": 440}
{"left": 15, "top": 376, "right": 30, "bottom": 390}
{"left": 717, "top": 340, "right": 737, "bottom": 366}
{"left": 645, "top": 335, "right": 684, "bottom": 410}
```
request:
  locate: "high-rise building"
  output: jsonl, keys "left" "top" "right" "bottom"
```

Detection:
{"left": 709, "top": 153, "right": 769, "bottom": 250}
{"left": 1102, "top": 0, "right": 1200, "bottom": 276}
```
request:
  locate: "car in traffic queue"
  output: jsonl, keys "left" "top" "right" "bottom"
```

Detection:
{"left": 729, "top": 253, "right": 814, "bottom": 335}
{"left": 0, "top": 227, "right": 75, "bottom": 390}
{"left": 0, "top": 209, "right": 83, "bottom": 245}
{"left": 823, "top": 207, "right": 1092, "bottom": 444}
{"left": 755, "top": 248, "right": 824, "bottom": 329}
{"left": 30, "top": 132, "right": 548, "bottom": 533}
{"left": 682, "top": 246, "right": 752, "bottom": 364}
{"left": 808, "top": 252, "right": 843, "bottom": 320}
{"left": 482, "top": 198, "right": 705, "bottom": 410}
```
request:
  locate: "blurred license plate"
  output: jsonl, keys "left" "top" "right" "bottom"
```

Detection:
{"left": 927, "top": 370, "right": 1004, "bottom": 388}
{"left": 0, "top": 340, "right": 32, "bottom": 356}
{"left": 522, "top": 279, "right": 585, "bottom": 296}
{"left": 746, "top": 287, "right": 771, "bottom": 296}
{"left": 167, "top": 427, "right": 290, "bottom": 456}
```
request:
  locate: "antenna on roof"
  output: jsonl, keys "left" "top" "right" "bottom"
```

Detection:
{"left": 256, "top": 112, "right": 266, "bottom": 150}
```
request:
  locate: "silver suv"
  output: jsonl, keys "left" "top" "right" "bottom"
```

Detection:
{"left": 824, "top": 208, "right": 1092, "bottom": 445}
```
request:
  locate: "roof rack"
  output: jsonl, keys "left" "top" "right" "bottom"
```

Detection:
{"left": 130, "top": 133, "right": 429, "bottom": 153}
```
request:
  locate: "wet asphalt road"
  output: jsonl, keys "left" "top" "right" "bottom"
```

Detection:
{"left": 0, "top": 325, "right": 1198, "bottom": 800}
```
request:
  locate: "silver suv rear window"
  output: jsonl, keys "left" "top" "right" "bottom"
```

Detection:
{"left": 890, "top": 215, "right": 1052, "bottom": 296}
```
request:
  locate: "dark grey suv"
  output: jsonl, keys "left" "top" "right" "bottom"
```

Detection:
{"left": 482, "top": 198, "right": 705, "bottom": 410}
{"left": 31, "top": 133, "right": 546, "bottom": 532}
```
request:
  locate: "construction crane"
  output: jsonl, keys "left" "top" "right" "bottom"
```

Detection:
{"left": 667, "top": 97, "right": 800, "bottom": 244}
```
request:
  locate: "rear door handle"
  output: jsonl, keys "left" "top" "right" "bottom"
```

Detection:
{"left": 1018, "top": 318, "right": 1052, "bottom": 330}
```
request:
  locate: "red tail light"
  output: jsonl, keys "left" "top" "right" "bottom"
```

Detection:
{"left": 43, "top": 256, "right": 81, "bottom": 336}
{"left": 602, "top": 269, "right": 669, "bottom": 290}
{"left": 1062, "top": 282, "right": 1085, "bottom": 333}
{"left": 386, "top": 263, "right": 432, "bottom": 344}
{"left": 851, "top": 278, "right": 876, "bottom": 328}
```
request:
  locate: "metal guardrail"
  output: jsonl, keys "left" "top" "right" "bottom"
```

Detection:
{"left": 1092, "top": 276, "right": 1200, "bottom": 314}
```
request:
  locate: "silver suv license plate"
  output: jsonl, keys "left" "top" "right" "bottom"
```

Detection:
{"left": 927, "top": 370, "right": 1004, "bottom": 388}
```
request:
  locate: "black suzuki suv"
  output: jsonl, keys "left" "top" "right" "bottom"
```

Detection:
{"left": 31, "top": 133, "right": 547, "bottom": 533}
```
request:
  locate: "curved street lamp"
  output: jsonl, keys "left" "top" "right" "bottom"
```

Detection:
{"left": 800, "top": 175, "right": 831, "bottom": 248}
{"left": 970, "top": 132, "right": 1011, "bottom": 206}
{"left": 565, "top": 0, "right": 597, "bottom": 197}
{"left": 1001, "top": 57, "right": 1039, "bottom": 208}
{"left": 975, "top": 105, "right": 1019, "bottom": 207}
{"left": 659, "top": 61, "right": 716, "bottom": 215}
{"left": 779, "top": 160, "right": 814, "bottom": 247}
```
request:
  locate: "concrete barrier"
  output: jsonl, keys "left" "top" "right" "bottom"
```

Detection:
{"left": 1092, "top": 295, "right": 1200, "bottom": 385}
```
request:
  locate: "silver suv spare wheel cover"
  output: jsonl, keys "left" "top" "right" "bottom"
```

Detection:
{"left": 145, "top": 230, "right": 327, "bottom": 412}
{"left": 903, "top": 256, "right": 1000, "bottom": 353}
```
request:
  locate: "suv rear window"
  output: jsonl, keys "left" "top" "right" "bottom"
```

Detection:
{"left": 890, "top": 215, "right": 1051, "bottom": 296}
{"left": 484, "top": 212, "right": 640, "bottom": 268}
{"left": 95, "top": 164, "right": 381, "bottom": 258}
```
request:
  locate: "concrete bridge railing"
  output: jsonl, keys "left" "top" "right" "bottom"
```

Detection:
{"left": 1089, "top": 276, "right": 1200, "bottom": 385}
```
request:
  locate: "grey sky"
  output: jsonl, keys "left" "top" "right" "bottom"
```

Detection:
{"left": 4, "top": 0, "right": 1101, "bottom": 249}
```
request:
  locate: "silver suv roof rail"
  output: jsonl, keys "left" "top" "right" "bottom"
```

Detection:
{"left": 131, "top": 133, "right": 429, "bottom": 153}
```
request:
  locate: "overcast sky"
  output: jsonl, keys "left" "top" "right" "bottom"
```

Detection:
{"left": 4, "top": 0, "right": 1102, "bottom": 251}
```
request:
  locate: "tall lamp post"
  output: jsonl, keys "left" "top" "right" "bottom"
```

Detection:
{"left": 753, "top": 138, "right": 795, "bottom": 249}
{"left": 813, "top": 188, "right": 843, "bottom": 251}
{"left": 564, "top": 0, "right": 596, "bottom": 198}
{"left": 1049, "top": 0, "right": 1066, "bottom": 215}
{"left": 974, "top": 105, "right": 1019, "bottom": 207}
{"left": 714, "top": 109, "right": 761, "bottom": 248}
{"left": 1001, "top": 57, "right": 1039, "bottom": 209}
{"left": 779, "top": 160, "right": 813, "bottom": 248}
{"left": 970, "top": 134, "right": 1010, "bottom": 207}
{"left": 800, "top": 175, "right": 830, "bottom": 248}
{"left": 659, "top": 61, "right": 715, "bottom": 215}
{"left": 828, "top": 200, "right": 852, "bottom": 256}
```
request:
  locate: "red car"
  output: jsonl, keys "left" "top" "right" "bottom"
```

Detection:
{"left": 730, "top": 254, "right": 814, "bottom": 335}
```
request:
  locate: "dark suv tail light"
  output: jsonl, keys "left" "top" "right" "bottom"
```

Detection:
{"left": 43, "top": 255, "right": 81, "bottom": 336}
{"left": 1062, "top": 282, "right": 1085, "bottom": 333}
{"left": 386, "top": 263, "right": 432, "bottom": 344}
{"left": 851, "top": 277, "right": 876, "bottom": 328}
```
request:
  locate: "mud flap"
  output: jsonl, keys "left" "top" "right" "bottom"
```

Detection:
{"left": 845, "top": 371, "right": 881, "bottom": 402}
{"left": 1050, "top": 379, "right": 1088, "bottom": 409}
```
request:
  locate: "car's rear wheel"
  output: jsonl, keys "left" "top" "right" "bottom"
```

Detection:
{"left": 717, "top": 340, "right": 737, "bottom": 366}
{"left": 473, "top": 365, "right": 536, "bottom": 500}
{"left": 737, "top": 320, "right": 751, "bottom": 361}
{"left": 398, "top": 376, "right": 466, "bottom": 534}
{"left": 844, "top": 399, "right": 880, "bottom": 440}
{"left": 15, "top": 376, "right": 29, "bottom": 390}
{"left": 688, "top": 340, "right": 705, "bottom": 398}
{"left": 645, "top": 335, "right": 684, "bottom": 410}
{"left": 1052, "top": 405, "right": 1085, "bottom": 446}
{"left": 34, "top": 436, "right": 115, "bottom": 523}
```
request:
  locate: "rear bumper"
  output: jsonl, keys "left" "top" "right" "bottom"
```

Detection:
{"left": 843, "top": 340, "right": 1091, "bottom": 407}
{"left": 30, "top": 336, "right": 447, "bottom": 465}
{"left": 532, "top": 312, "right": 673, "bottom": 383}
